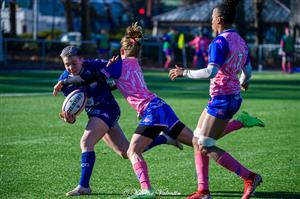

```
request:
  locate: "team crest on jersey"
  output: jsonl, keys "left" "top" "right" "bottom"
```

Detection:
{"left": 143, "top": 117, "right": 151, "bottom": 123}
{"left": 216, "top": 39, "right": 222, "bottom": 44}
{"left": 217, "top": 110, "right": 225, "bottom": 116}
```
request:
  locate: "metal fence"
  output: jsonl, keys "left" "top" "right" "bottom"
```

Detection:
{"left": 0, "top": 38, "right": 299, "bottom": 71}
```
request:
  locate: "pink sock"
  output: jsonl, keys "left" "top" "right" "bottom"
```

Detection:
{"left": 224, "top": 120, "right": 244, "bottom": 135}
{"left": 164, "top": 60, "right": 171, "bottom": 69}
{"left": 195, "top": 151, "right": 209, "bottom": 191}
{"left": 282, "top": 63, "right": 286, "bottom": 72}
{"left": 133, "top": 160, "right": 151, "bottom": 190}
{"left": 217, "top": 152, "right": 251, "bottom": 180}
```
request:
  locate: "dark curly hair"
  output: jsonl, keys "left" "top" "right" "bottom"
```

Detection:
{"left": 214, "top": 0, "right": 240, "bottom": 25}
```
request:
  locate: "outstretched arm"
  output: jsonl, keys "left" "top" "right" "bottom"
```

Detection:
{"left": 53, "top": 81, "right": 64, "bottom": 96}
{"left": 169, "top": 64, "right": 219, "bottom": 80}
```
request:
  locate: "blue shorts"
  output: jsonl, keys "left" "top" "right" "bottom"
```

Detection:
{"left": 140, "top": 98, "right": 180, "bottom": 132}
{"left": 163, "top": 48, "right": 173, "bottom": 56}
{"left": 86, "top": 104, "right": 120, "bottom": 128}
{"left": 206, "top": 94, "right": 242, "bottom": 120}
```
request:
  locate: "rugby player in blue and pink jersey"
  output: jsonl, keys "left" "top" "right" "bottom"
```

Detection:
{"left": 169, "top": 0, "right": 262, "bottom": 198}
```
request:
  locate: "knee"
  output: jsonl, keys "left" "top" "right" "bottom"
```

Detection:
{"left": 126, "top": 146, "right": 141, "bottom": 161}
{"left": 80, "top": 137, "right": 94, "bottom": 152}
{"left": 192, "top": 136, "right": 199, "bottom": 148}
{"left": 126, "top": 147, "right": 135, "bottom": 160}
{"left": 199, "top": 145, "right": 210, "bottom": 156}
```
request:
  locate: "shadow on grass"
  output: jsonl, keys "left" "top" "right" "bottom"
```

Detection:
{"left": 212, "top": 191, "right": 300, "bottom": 198}
{"left": 90, "top": 191, "right": 300, "bottom": 198}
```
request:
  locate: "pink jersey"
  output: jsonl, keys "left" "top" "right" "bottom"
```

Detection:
{"left": 209, "top": 30, "right": 249, "bottom": 96}
{"left": 188, "top": 36, "right": 201, "bottom": 52}
{"left": 115, "top": 57, "right": 157, "bottom": 115}
{"left": 188, "top": 36, "right": 210, "bottom": 52}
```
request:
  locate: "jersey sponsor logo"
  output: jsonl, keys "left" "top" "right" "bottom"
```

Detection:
{"left": 89, "top": 82, "right": 98, "bottom": 88}
{"left": 101, "top": 113, "right": 109, "bottom": 119}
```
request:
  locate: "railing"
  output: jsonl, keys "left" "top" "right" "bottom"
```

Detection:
{"left": 0, "top": 38, "right": 299, "bottom": 70}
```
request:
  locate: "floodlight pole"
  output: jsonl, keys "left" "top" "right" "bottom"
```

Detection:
{"left": 33, "top": 0, "right": 38, "bottom": 40}
{"left": 0, "top": 1, "right": 5, "bottom": 62}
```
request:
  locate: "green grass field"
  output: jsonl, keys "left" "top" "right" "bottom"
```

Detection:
{"left": 0, "top": 70, "right": 299, "bottom": 199}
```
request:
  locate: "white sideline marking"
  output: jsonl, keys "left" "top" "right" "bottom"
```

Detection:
{"left": 0, "top": 92, "right": 52, "bottom": 97}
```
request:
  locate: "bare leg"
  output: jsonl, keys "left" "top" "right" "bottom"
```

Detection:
{"left": 102, "top": 122, "right": 129, "bottom": 159}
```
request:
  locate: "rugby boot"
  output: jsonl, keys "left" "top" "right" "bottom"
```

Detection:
{"left": 242, "top": 173, "right": 262, "bottom": 199}
{"left": 186, "top": 190, "right": 212, "bottom": 199}
{"left": 236, "top": 111, "right": 265, "bottom": 128}
{"left": 65, "top": 185, "right": 92, "bottom": 196}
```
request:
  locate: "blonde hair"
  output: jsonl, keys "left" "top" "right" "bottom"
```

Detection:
{"left": 120, "top": 22, "right": 143, "bottom": 57}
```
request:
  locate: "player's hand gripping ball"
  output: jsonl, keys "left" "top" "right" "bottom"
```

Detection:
{"left": 61, "top": 89, "right": 87, "bottom": 123}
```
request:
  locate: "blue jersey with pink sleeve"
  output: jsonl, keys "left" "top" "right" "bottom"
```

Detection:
{"left": 208, "top": 29, "right": 250, "bottom": 96}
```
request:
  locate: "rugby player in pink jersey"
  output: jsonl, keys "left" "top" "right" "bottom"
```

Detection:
{"left": 170, "top": 0, "right": 263, "bottom": 198}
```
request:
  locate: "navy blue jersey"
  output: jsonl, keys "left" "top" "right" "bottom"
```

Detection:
{"left": 58, "top": 59, "right": 119, "bottom": 111}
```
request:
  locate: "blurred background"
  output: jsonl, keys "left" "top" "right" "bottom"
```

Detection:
{"left": 0, "top": 0, "right": 299, "bottom": 71}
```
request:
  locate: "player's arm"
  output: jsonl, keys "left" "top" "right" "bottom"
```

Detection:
{"left": 170, "top": 36, "right": 227, "bottom": 80}
{"left": 240, "top": 62, "right": 252, "bottom": 91}
{"left": 53, "top": 81, "right": 64, "bottom": 96}
{"left": 53, "top": 71, "right": 68, "bottom": 96}
{"left": 79, "top": 59, "right": 122, "bottom": 83}
{"left": 169, "top": 64, "right": 219, "bottom": 80}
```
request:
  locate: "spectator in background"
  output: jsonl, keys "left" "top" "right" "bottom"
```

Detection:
{"left": 199, "top": 33, "right": 211, "bottom": 68}
{"left": 188, "top": 32, "right": 210, "bottom": 69}
{"left": 96, "top": 29, "right": 110, "bottom": 59}
{"left": 162, "top": 28, "right": 176, "bottom": 70}
{"left": 280, "top": 26, "right": 294, "bottom": 73}
{"left": 188, "top": 32, "right": 202, "bottom": 68}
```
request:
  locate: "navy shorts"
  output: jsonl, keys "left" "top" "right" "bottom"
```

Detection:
{"left": 206, "top": 94, "right": 242, "bottom": 120}
{"left": 163, "top": 48, "right": 173, "bottom": 56}
{"left": 86, "top": 104, "right": 120, "bottom": 129}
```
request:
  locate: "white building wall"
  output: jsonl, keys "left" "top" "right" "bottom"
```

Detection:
{"left": 0, "top": 8, "right": 66, "bottom": 35}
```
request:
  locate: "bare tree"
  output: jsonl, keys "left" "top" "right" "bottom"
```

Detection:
{"left": 81, "top": 0, "right": 91, "bottom": 40}
{"left": 9, "top": 0, "right": 16, "bottom": 36}
{"left": 61, "top": 0, "right": 74, "bottom": 32}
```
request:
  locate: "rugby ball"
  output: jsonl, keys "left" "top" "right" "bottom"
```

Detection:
{"left": 62, "top": 89, "right": 87, "bottom": 116}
